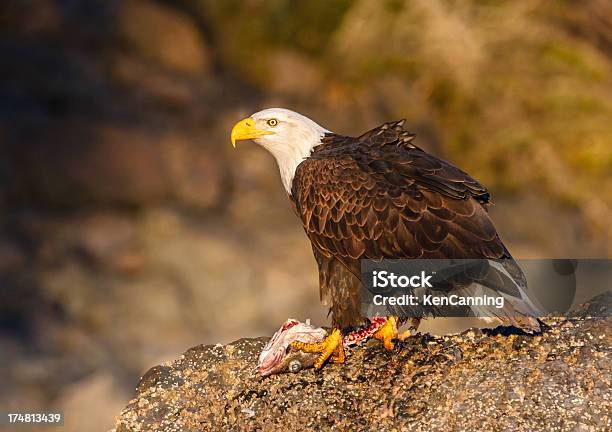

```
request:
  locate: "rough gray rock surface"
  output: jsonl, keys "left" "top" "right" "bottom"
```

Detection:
{"left": 115, "top": 303, "right": 611, "bottom": 431}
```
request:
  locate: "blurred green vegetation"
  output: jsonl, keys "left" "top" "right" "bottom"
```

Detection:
{"left": 196, "top": 0, "right": 611, "bottom": 233}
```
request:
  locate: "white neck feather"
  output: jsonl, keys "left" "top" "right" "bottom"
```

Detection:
{"left": 253, "top": 111, "right": 329, "bottom": 194}
{"left": 265, "top": 136, "right": 324, "bottom": 194}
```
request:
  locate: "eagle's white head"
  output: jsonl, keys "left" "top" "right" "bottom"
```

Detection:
{"left": 231, "top": 108, "right": 330, "bottom": 194}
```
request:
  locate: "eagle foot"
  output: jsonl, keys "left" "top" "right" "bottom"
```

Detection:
{"left": 291, "top": 328, "right": 345, "bottom": 369}
{"left": 398, "top": 317, "right": 422, "bottom": 341}
{"left": 373, "top": 316, "right": 400, "bottom": 350}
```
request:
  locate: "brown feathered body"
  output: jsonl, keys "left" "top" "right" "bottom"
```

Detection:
{"left": 289, "top": 120, "right": 524, "bottom": 328}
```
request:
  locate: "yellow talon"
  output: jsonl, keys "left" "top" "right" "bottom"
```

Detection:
{"left": 291, "top": 328, "right": 344, "bottom": 369}
{"left": 397, "top": 330, "right": 411, "bottom": 341}
{"left": 373, "top": 316, "right": 399, "bottom": 350}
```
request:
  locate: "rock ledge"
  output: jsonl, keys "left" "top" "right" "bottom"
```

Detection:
{"left": 115, "top": 298, "right": 610, "bottom": 431}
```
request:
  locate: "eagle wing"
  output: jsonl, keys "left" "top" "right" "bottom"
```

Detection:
{"left": 292, "top": 121, "right": 539, "bottom": 329}
{"left": 292, "top": 120, "right": 507, "bottom": 263}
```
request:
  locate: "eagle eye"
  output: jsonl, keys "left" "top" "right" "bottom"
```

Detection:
{"left": 267, "top": 119, "right": 278, "bottom": 127}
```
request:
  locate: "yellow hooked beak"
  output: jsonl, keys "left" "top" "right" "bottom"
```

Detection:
{"left": 231, "top": 117, "right": 274, "bottom": 147}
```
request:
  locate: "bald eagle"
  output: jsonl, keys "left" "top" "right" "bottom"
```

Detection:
{"left": 232, "top": 108, "right": 540, "bottom": 368}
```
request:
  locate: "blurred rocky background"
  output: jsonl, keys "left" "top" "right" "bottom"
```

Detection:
{"left": 0, "top": 0, "right": 610, "bottom": 430}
